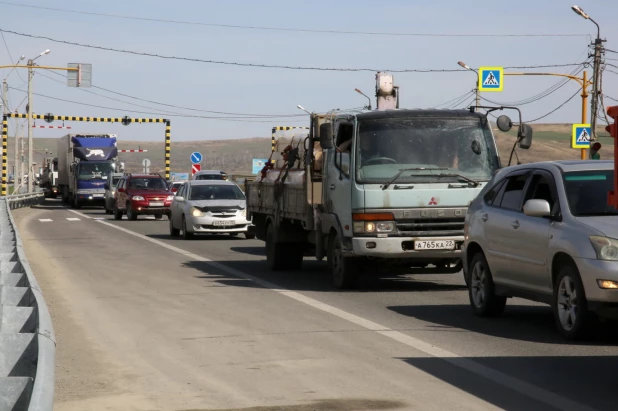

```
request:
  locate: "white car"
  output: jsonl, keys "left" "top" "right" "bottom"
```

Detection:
{"left": 169, "top": 180, "right": 255, "bottom": 240}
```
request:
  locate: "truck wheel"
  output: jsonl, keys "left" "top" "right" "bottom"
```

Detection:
{"left": 72, "top": 195, "right": 81, "bottom": 209}
{"left": 266, "top": 224, "right": 286, "bottom": 270}
{"left": 328, "top": 233, "right": 357, "bottom": 290}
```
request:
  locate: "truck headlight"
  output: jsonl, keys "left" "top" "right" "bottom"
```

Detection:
{"left": 590, "top": 236, "right": 618, "bottom": 260}
{"left": 111, "top": 190, "right": 115, "bottom": 196}
{"left": 190, "top": 207, "right": 204, "bottom": 217}
{"left": 132, "top": 195, "right": 145, "bottom": 201}
{"left": 352, "top": 212, "right": 396, "bottom": 234}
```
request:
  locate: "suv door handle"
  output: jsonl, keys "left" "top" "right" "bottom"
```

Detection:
{"left": 481, "top": 213, "right": 488, "bottom": 222}
{"left": 329, "top": 184, "right": 336, "bottom": 190}
{"left": 512, "top": 220, "right": 520, "bottom": 229}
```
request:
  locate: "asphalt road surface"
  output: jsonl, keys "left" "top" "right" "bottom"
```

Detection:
{"left": 12, "top": 199, "right": 618, "bottom": 411}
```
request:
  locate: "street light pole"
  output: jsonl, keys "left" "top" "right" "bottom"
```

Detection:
{"left": 458, "top": 61, "right": 480, "bottom": 111}
{"left": 572, "top": 5, "right": 604, "bottom": 158}
{"left": 26, "top": 49, "right": 50, "bottom": 193}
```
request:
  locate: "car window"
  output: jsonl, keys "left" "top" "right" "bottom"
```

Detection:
{"left": 196, "top": 174, "right": 224, "bottom": 180}
{"left": 128, "top": 178, "right": 167, "bottom": 190}
{"left": 563, "top": 170, "right": 618, "bottom": 216}
{"left": 177, "top": 184, "right": 186, "bottom": 198}
{"left": 189, "top": 184, "right": 245, "bottom": 200}
{"left": 497, "top": 173, "right": 529, "bottom": 211}
{"left": 483, "top": 179, "right": 506, "bottom": 205}
{"left": 524, "top": 172, "right": 557, "bottom": 211}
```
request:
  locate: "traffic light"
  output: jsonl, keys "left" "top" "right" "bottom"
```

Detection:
{"left": 606, "top": 105, "right": 618, "bottom": 137}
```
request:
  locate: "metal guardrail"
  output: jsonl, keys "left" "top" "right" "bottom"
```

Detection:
{"left": 0, "top": 198, "right": 56, "bottom": 410}
{"left": 4, "top": 193, "right": 44, "bottom": 210}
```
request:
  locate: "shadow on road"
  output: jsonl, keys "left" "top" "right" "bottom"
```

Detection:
{"left": 229, "top": 246, "right": 265, "bottom": 256}
{"left": 181, "top": 258, "right": 466, "bottom": 293}
{"left": 388, "top": 303, "right": 618, "bottom": 345}
{"left": 397, "top": 355, "right": 618, "bottom": 411}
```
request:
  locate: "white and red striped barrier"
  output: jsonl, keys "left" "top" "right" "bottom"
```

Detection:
{"left": 118, "top": 149, "right": 148, "bottom": 153}
{"left": 32, "top": 126, "right": 72, "bottom": 129}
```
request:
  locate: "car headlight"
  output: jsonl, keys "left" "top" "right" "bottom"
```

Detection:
{"left": 590, "top": 236, "right": 618, "bottom": 260}
{"left": 190, "top": 207, "right": 204, "bottom": 217}
{"left": 111, "top": 190, "right": 115, "bottom": 196}
{"left": 240, "top": 209, "right": 246, "bottom": 217}
{"left": 132, "top": 195, "right": 145, "bottom": 201}
{"left": 166, "top": 195, "right": 174, "bottom": 201}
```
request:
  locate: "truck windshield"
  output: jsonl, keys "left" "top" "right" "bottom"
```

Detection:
{"left": 77, "top": 163, "right": 115, "bottom": 180}
{"left": 355, "top": 117, "right": 498, "bottom": 184}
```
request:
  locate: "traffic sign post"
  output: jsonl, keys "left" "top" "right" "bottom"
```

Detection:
{"left": 192, "top": 163, "right": 201, "bottom": 176}
{"left": 142, "top": 158, "right": 151, "bottom": 173}
{"left": 190, "top": 152, "right": 203, "bottom": 164}
{"left": 571, "top": 124, "right": 591, "bottom": 149}
{"left": 478, "top": 67, "right": 504, "bottom": 92}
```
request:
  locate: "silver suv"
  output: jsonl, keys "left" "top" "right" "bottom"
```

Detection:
{"left": 463, "top": 160, "right": 618, "bottom": 340}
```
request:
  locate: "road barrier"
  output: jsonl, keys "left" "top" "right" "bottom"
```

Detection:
{"left": 0, "top": 198, "right": 55, "bottom": 410}
{"left": 4, "top": 193, "right": 44, "bottom": 210}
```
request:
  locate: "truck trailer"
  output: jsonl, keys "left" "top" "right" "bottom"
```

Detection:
{"left": 247, "top": 72, "right": 533, "bottom": 289}
{"left": 57, "top": 134, "right": 121, "bottom": 208}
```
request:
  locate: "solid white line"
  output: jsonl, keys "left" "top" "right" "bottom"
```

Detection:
{"left": 66, "top": 209, "right": 594, "bottom": 411}
{"left": 66, "top": 218, "right": 80, "bottom": 221}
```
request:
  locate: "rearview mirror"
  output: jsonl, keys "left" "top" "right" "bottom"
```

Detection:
{"left": 523, "top": 199, "right": 550, "bottom": 217}
{"left": 496, "top": 115, "right": 513, "bottom": 132}
{"left": 319, "top": 123, "right": 333, "bottom": 149}
{"left": 175, "top": 196, "right": 185, "bottom": 202}
{"left": 518, "top": 124, "right": 533, "bottom": 150}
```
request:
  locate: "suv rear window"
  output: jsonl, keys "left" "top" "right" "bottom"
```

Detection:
{"left": 195, "top": 174, "right": 225, "bottom": 180}
{"left": 128, "top": 178, "right": 168, "bottom": 190}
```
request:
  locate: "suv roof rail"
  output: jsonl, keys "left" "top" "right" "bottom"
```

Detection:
{"left": 123, "top": 172, "right": 163, "bottom": 178}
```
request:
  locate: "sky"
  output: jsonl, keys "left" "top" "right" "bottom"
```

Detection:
{"left": 1, "top": 0, "right": 618, "bottom": 143}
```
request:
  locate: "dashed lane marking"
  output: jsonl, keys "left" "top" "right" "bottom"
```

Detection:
{"left": 65, "top": 209, "right": 595, "bottom": 411}
{"left": 66, "top": 218, "right": 80, "bottom": 221}
{"left": 38, "top": 219, "right": 52, "bottom": 222}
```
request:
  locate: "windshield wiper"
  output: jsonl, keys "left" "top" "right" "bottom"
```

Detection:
{"left": 383, "top": 172, "right": 479, "bottom": 189}
{"left": 382, "top": 168, "right": 448, "bottom": 190}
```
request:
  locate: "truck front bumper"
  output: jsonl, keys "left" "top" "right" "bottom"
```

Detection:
{"left": 351, "top": 236, "right": 464, "bottom": 259}
{"left": 76, "top": 190, "right": 105, "bottom": 202}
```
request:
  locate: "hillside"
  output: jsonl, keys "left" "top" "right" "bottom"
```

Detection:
{"left": 5, "top": 123, "right": 614, "bottom": 177}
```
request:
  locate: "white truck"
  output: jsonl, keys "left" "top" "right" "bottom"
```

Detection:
{"left": 246, "top": 72, "right": 532, "bottom": 289}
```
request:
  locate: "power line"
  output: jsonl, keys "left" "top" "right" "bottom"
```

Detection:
{"left": 0, "top": 28, "right": 587, "bottom": 73}
{"left": 41, "top": 68, "right": 305, "bottom": 117}
{"left": 0, "top": 1, "right": 590, "bottom": 38}
{"left": 527, "top": 88, "right": 581, "bottom": 123}
{"left": 7, "top": 86, "right": 309, "bottom": 122}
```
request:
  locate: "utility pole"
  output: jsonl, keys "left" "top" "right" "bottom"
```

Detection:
{"left": 27, "top": 59, "right": 33, "bottom": 193}
{"left": 1, "top": 79, "right": 8, "bottom": 186}
{"left": 457, "top": 61, "right": 479, "bottom": 111}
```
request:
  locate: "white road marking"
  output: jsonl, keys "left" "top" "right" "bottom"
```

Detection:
{"left": 66, "top": 218, "right": 80, "bottom": 221}
{"left": 38, "top": 219, "right": 52, "bottom": 222}
{"left": 67, "top": 209, "right": 91, "bottom": 219}
{"left": 67, "top": 209, "right": 594, "bottom": 411}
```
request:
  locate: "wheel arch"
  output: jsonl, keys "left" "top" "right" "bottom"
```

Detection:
{"left": 551, "top": 252, "right": 578, "bottom": 287}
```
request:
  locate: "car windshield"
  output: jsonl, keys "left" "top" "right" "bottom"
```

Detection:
{"left": 563, "top": 170, "right": 618, "bottom": 216}
{"left": 189, "top": 184, "right": 245, "bottom": 200}
{"left": 128, "top": 178, "right": 168, "bottom": 190}
{"left": 77, "top": 163, "right": 115, "bottom": 180}
{"left": 196, "top": 174, "right": 224, "bottom": 180}
{"left": 355, "top": 117, "right": 498, "bottom": 184}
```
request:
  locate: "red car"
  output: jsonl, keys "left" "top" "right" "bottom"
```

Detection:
{"left": 113, "top": 173, "right": 174, "bottom": 220}
{"left": 170, "top": 181, "right": 185, "bottom": 194}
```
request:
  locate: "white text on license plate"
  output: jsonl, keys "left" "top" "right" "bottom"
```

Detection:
{"left": 213, "top": 220, "right": 235, "bottom": 226}
{"left": 149, "top": 202, "right": 164, "bottom": 207}
{"left": 92, "top": 194, "right": 104, "bottom": 198}
{"left": 414, "top": 240, "right": 455, "bottom": 250}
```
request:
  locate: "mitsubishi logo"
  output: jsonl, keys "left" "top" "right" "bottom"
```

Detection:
{"left": 428, "top": 197, "right": 438, "bottom": 206}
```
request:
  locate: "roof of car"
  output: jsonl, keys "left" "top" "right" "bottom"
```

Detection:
{"left": 186, "top": 180, "right": 236, "bottom": 186}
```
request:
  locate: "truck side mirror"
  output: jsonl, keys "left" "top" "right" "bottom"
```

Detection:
{"left": 319, "top": 123, "right": 333, "bottom": 149}
{"left": 496, "top": 115, "right": 513, "bottom": 132}
{"left": 518, "top": 124, "right": 533, "bottom": 150}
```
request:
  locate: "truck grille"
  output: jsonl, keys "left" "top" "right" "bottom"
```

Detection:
{"left": 396, "top": 217, "right": 465, "bottom": 237}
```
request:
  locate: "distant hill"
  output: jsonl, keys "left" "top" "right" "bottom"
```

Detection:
{"left": 5, "top": 123, "right": 614, "bottom": 177}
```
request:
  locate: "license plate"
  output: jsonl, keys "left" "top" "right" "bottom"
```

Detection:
{"left": 213, "top": 220, "right": 235, "bottom": 226}
{"left": 92, "top": 194, "right": 104, "bottom": 198}
{"left": 149, "top": 202, "right": 164, "bottom": 207}
{"left": 414, "top": 240, "right": 455, "bottom": 250}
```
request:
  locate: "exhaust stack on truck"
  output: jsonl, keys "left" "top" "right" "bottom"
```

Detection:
{"left": 57, "top": 134, "right": 120, "bottom": 209}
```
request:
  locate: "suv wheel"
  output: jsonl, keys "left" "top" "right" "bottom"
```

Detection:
{"left": 182, "top": 216, "right": 193, "bottom": 240}
{"left": 553, "top": 264, "right": 590, "bottom": 340}
{"left": 468, "top": 252, "right": 506, "bottom": 317}
{"left": 127, "top": 205, "right": 138, "bottom": 221}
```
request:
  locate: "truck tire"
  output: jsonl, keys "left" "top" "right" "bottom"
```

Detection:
{"left": 72, "top": 195, "right": 81, "bottom": 209}
{"left": 328, "top": 233, "right": 357, "bottom": 290}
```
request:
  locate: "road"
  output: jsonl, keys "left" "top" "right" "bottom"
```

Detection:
{"left": 12, "top": 199, "right": 618, "bottom": 411}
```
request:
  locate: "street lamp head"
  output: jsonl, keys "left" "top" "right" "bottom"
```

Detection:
{"left": 297, "top": 105, "right": 311, "bottom": 114}
{"left": 40, "top": 49, "right": 51, "bottom": 56}
{"left": 457, "top": 61, "right": 470, "bottom": 70}
{"left": 571, "top": 5, "right": 589, "bottom": 19}
{"left": 19, "top": 55, "right": 25, "bottom": 61}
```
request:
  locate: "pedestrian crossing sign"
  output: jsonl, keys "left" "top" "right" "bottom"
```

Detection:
{"left": 571, "top": 123, "right": 591, "bottom": 148}
{"left": 478, "top": 67, "right": 504, "bottom": 92}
